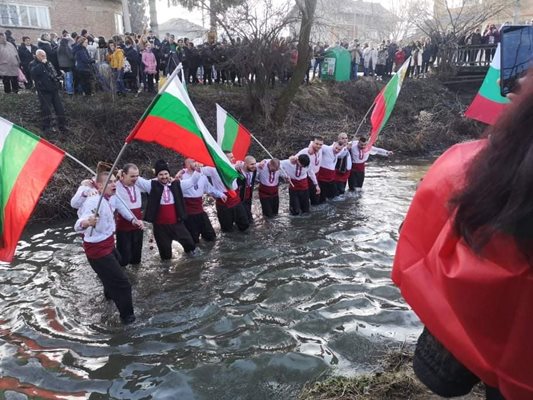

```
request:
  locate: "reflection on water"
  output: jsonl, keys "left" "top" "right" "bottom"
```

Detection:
{"left": 0, "top": 161, "right": 429, "bottom": 399}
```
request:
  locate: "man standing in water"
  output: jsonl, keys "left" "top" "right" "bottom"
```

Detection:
{"left": 348, "top": 136, "right": 393, "bottom": 191}
{"left": 297, "top": 136, "right": 324, "bottom": 205}
{"left": 75, "top": 172, "right": 143, "bottom": 325}
{"left": 256, "top": 158, "right": 282, "bottom": 218}
{"left": 334, "top": 133, "right": 352, "bottom": 196}
{"left": 116, "top": 164, "right": 144, "bottom": 266}
{"left": 281, "top": 154, "right": 319, "bottom": 215}
{"left": 236, "top": 155, "right": 257, "bottom": 224}
{"left": 316, "top": 141, "right": 347, "bottom": 203}
{"left": 135, "top": 160, "right": 198, "bottom": 260}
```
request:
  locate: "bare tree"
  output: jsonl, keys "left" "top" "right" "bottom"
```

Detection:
{"left": 405, "top": 0, "right": 513, "bottom": 75}
{"left": 272, "top": 0, "right": 317, "bottom": 126}
{"left": 129, "top": 0, "right": 149, "bottom": 34}
{"left": 149, "top": 0, "right": 159, "bottom": 33}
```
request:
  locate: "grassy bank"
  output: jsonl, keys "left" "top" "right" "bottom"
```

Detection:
{"left": 0, "top": 78, "right": 484, "bottom": 221}
{"left": 300, "top": 346, "right": 484, "bottom": 400}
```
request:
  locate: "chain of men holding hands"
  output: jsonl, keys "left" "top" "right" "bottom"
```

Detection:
{"left": 71, "top": 133, "right": 391, "bottom": 324}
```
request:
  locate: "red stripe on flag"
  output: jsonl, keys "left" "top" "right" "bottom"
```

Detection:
{"left": 0, "top": 141, "right": 64, "bottom": 262}
{"left": 369, "top": 91, "right": 386, "bottom": 148}
{"left": 233, "top": 125, "right": 252, "bottom": 161}
{"left": 129, "top": 116, "right": 215, "bottom": 166}
{"left": 464, "top": 94, "right": 507, "bottom": 126}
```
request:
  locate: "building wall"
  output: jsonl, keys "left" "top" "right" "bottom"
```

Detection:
{"left": 0, "top": 0, "right": 123, "bottom": 43}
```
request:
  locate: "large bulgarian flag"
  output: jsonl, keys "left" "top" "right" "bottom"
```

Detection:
{"left": 0, "top": 118, "right": 64, "bottom": 262}
{"left": 464, "top": 44, "right": 510, "bottom": 125}
{"left": 125, "top": 68, "right": 241, "bottom": 188}
{"left": 216, "top": 104, "right": 252, "bottom": 161}
{"left": 367, "top": 56, "right": 411, "bottom": 149}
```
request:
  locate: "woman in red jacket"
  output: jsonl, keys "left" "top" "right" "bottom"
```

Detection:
{"left": 393, "top": 71, "right": 533, "bottom": 400}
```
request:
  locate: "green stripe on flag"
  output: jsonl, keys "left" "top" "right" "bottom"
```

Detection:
{"left": 478, "top": 66, "right": 510, "bottom": 105}
{"left": 0, "top": 125, "right": 40, "bottom": 236}
{"left": 148, "top": 92, "right": 204, "bottom": 138}
{"left": 221, "top": 114, "right": 239, "bottom": 152}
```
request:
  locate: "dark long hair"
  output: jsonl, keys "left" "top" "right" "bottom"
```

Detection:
{"left": 451, "top": 71, "right": 533, "bottom": 259}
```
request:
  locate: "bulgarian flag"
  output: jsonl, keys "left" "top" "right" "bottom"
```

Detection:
{"left": 464, "top": 44, "right": 510, "bottom": 125}
{"left": 126, "top": 68, "right": 241, "bottom": 188}
{"left": 0, "top": 118, "right": 64, "bottom": 262}
{"left": 216, "top": 104, "right": 252, "bottom": 161}
{"left": 368, "top": 56, "right": 411, "bottom": 149}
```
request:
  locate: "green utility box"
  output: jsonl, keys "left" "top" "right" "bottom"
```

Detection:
{"left": 321, "top": 46, "right": 352, "bottom": 81}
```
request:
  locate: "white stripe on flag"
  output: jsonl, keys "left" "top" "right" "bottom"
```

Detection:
{"left": 0, "top": 117, "right": 14, "bottom": 153}
{"left": 216, "top": 104, "right": 226, "bottom": 148}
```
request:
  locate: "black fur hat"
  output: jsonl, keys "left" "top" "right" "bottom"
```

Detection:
{"left": 154, "top": 159, "right": 170, "bottom": 175}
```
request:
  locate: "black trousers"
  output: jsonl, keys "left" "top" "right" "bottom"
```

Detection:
{"left": 37, "top": 90, "right": 66, "bottom": 132}
{"left": 289, "top": 189, "right": 310, "bottom": 215}
{"left": 216, "top": 203, "right": 250, "bottom": 232}
{"left": 88, "top": 250, "right": 134, "bottom": 320}
{"left": 77, "top": 70, "right": 92, "bottom": 95}
{"left": 184, "top": 212, "right": 216, "bottom": 243}
{"left": 348, "top": 170, "right": 365, "bottom": 190}
{"left": 2, "top": 76, "right": 19, "bottom": 93}
{"left": 308, "top": 177, "right": 320, "bottom": 205}
{"left": 116, "top": 229, "right": 143, "bottom": 266}
{"left": 153, "top": 222, "right": 196, "bottom": 260}
{"left": 318, "top": 180, "right": 335, "bottom": 203}
{"left": 334, "top": 181, "right": 347, "bottom": 196}
{"left": 242, "top": 198, "right": 253, "bottom": 224}
{"left": 260, "top": 196, "right": 279, "bottom": 218}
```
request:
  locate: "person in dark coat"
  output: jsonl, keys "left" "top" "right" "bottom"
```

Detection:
{"left": 123, "top": 38, "right": 140, "bottom": 92}
{"left": 18, "top": 36, "right": 38, "bottom": 89}
{"left": 57, "top": 38, "right": 75, "bottom": 94}
{"left": 72, "top": 36, "right": 94, "bottom": 95}
{"left": 38, "top": 33, "right": 59, "bottom": 72}
{"left": 30, "top": 49, "right": 66, "bottom": 134}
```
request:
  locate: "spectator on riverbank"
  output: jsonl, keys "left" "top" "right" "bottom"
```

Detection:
{"left": 0, "top": 32, "right": 21, "bottom": 94}
{"left": 18, "top": 36, "right": 37, "bottom": 89}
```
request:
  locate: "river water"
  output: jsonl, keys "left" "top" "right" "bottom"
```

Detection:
{"left": 0, "top": 160, "right": 429, "bottom": 400}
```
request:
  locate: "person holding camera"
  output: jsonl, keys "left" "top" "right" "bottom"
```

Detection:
{"left": 393, "top": 71, "right": 533, "bottom": 399}
{"left": 30, "top": 49, "right": 67, "bottom": 134}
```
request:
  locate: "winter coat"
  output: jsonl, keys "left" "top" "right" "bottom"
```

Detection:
{"left": 142, "top": 50, "right": 157, "bottom": 74}
{"left": 394, "top": 50, "right": 406, "bottom": 66}
{"left": 124, "top": 46, "right": 140, "bottom": 67}
{"left": 57, "top": 44, "right": 74, "bottom": 69}
{"left": 18, "top": 44, "right": 37, "bottom": 68}
{"left": 73, "top": 45, "right": 94, "bottom": 72}
{"left": 0, "top": 42, "right": 20, "bottom": 76}
{"left": 38, "top": 39, "right": 59, "bottom": 70}
{"left": 30, "top": 60, "right": 60, "bottom": 92}
{"left": 107, "top": 48, "right": 125, "bottom": 69}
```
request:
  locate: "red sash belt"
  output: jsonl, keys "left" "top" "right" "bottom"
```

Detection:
{"left": 116, "top": 208, "right": 142, "bottom": 232}
{"left": 258, "top": 184, "right": 278, "bottom": 198}
{"left": 84, "top": 235, "right": 114, "bottom": 259}
{"left": 184, "top": 197, "right": 204, "bottom": 215}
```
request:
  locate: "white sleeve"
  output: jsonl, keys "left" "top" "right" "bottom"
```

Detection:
{"left": 307, "top": 168, "right": 318, "bottom": 186}
{"left": 74, "top": 198, "right": 96, "bottom": 232}
{"left": 135, "top": 177, "right": 152, "bottom": 193}
{"left": 70, "top": 185, "right": 96, "bottom": 209}
{"left": 370, "top": 146, "right": 389, "bottom": 156}
{"left": 205, "top": 180, "right": 225, "bottom": 199}
{"left": 112, "top": 196, "right": 135, "bottom": 222}
{"left": 346, "top": 153, "right": 352, "bottom": 170}
{"left": 179, "top": 171, "right": 201, "bottom": 191}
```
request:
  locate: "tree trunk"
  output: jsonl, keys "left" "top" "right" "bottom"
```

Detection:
{"left": 121, "top": 0, "right": 132, "bottom": 33}
{"left": 271, "top": 0, "right": 317, "bottom": 126}
{"left": 149, "top": 0, "right": 159, "bottom": 33}
{"left": 210, "top": 0, "right": 217, "bottom": 37}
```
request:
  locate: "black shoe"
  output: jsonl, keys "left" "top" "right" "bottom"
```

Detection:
{"left": 121, "top": 314, "right": 136, "bottom": 325}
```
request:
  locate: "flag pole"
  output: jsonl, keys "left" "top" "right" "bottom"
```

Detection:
{"left": 353, "top": 100, "right": 376, "bottom": 139}
{"left": 90, "top": 64, "right": 186, "bottom": 235}
{"left": 65, "top": 151, "right": 138, "bottom": 221}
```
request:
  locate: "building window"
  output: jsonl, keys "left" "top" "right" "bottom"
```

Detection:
{"left": 115, "top": 13, "right": 124, "bottom": 34}
{"left": 0, "top": 3, "right": 50, "bottom": 29}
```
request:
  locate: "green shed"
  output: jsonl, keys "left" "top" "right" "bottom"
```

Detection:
{"left": 320, "top": 46, "right": 352, "bottom": 82}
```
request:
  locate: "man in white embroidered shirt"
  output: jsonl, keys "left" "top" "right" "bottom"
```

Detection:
{"left": 75, "top": 172, "right": 143, "bottom": 325}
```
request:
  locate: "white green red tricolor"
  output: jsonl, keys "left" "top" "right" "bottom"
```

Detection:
{"left": 368, "top": 56, "right": 411, "bottom": 149}
{"left": 126, "top": 71, "right": 240, "bottom": 188}
{"left": 464, "top": 44, "right": 510, "bottom": 125}
{"left": 216, "top": 104, "right": 252, "bottom": 162}
{"left": 0, "top": 118, "right": 64, "bottom": 262}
